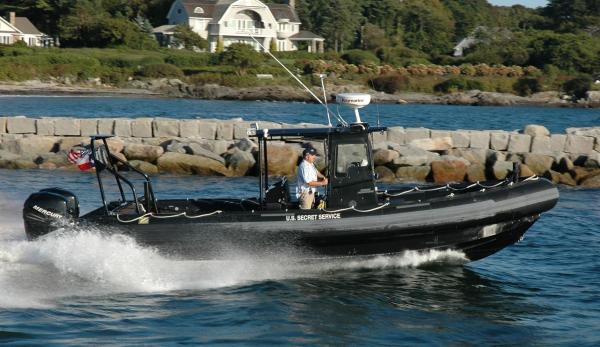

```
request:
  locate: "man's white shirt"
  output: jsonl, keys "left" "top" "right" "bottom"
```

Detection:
{"left": 296, "top": 160, "right": 318, "bottom": 198}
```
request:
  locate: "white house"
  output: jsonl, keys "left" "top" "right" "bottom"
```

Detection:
{"left": 161, "top": 0, "right": 324, "bottom": 53}
{"left": 0, "top": 12, "right": 47, "bottom": 47}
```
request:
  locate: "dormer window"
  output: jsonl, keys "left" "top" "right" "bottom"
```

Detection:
{"left": 194, "top": 7, "right": 204, "bottom": 14}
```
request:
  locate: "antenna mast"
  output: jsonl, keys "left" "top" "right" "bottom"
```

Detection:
{"left": 246, "top": 33, "right": 346, "bottom": 126}
{"left": 320, "top": 74, "right": 332, "bottom": 127}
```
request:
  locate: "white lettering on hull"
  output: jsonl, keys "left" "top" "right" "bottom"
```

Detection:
{"left": 286, "top": 213, "right": 341, "bottom": 222}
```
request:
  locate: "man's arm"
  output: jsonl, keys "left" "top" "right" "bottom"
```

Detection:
{"left": 309, "top": 165, "right": 328, "bottom": 186}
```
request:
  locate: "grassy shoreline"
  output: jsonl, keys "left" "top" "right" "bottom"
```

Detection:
{"left": 0, "top": 46, "right": 598, "bottom": 107}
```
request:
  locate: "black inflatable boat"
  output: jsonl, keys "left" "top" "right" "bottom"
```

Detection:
{"left": 23, "top": 122, "right": 559, "bottom": 261}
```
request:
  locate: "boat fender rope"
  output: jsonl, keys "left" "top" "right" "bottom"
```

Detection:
{"left": 383, "top": 178, "right": 520, "bottom": 197}
{"left": 322, "top": 202, "right": 390, "bottom": 214}
{"left": 116, "top": 210, "right": 223, "bottom": 223}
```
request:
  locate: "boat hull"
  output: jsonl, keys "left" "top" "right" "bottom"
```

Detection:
{"left": 72, "top": 178, "right": 558, "bottom": 262}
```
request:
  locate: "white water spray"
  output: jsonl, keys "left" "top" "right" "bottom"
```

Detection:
{"left": 0, "top": 196, "right": 467, "bottom": 308}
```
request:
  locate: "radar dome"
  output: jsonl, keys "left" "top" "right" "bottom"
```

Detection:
{"left": 336, "top": 93, "right": 371, "bottom": 123}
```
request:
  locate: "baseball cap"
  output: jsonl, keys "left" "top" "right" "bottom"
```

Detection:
{"left": 303, "top": 147, "right": 318, "bottom": 156}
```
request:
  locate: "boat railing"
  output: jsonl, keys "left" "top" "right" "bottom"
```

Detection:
{"left": 90, "top": 136, "right": 158, "bottom": 215}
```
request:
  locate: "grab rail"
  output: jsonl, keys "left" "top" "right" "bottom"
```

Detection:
{"left": 90, "top": 136, "right": 158, "bottom": 215}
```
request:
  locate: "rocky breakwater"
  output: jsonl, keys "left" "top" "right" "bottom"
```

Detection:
{"left": 2, "top": 116, "right": 600, "bottom": 188}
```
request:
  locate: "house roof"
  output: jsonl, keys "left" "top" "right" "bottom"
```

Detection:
{"left": 267, "top": 4, "right": 299, "bottom": 22}
{"left": 212, "top": 0, "right": 236, "bottom": 22}
{"left": 182, "top": 0, "right": 218, "bottom": 18}
{"left": 179, "top": 0, "right": 299, "bottom": 22}
{"left": 289, "top": 30, "right": 324, "bottom": 41}
{"left": 0, "top": 16, "right": 19, "bottom": 33}
{"left": 153, "top": 24, "right": 178, "bottom": 34}
{"left": 13, "top": 17, "right": 41, "bottom": 35}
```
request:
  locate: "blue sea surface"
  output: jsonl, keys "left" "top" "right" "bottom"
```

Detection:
{"left": 0, "top": 97, "right": 599, "bottom": 345}
{"left": 1, "top": 95, "right": 600, "bottom": 133}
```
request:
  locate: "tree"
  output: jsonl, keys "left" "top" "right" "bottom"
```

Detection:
{"left": 442, "top": 0, "right": 493, "bottom": 39}
{"left": 215, "top": 36, "right": 224, "bottom": 53}
{"left": 528, "top": 32, "right": 600, "bottom": 73}
{"left": 58, "top": 0, "right": 157, "bottom": 49}
{"left": 320, "top": 0, "right": 362, "bottom": 52}
{"left": 146, "top": 0, "right": 173, "bottom": 26}
{"left": 341, "top": 50, "right": 379, "bottom": 65}
{"left": 101, "top": 16, "right": 158, "bottom": 49}
{"left": 173, "top": 25, "right": 208, "bottom": 51}
{"left": 219, "top": 43, "right": 263, "bottom": 75}
{"left": 58, "top": 1, "right": 106, "bottom": 47}
{"left": 361, "top": 23, "right": 389, "bottom": 50}
{"left": 398, "top": 0, "right": 455, "bottom": 56}
{"left": 134, "top": 15, "right": 154, "bottom": 35}
{"left": 514, "top": 77, "right": 542, "bottom": 96}
{"left": 464, "top": 31, "right": 530, "bottom": 66}
{"left": 360, "top": 0, "right": 402, "bottom": 37}
{"left": 544, "top": 0, "right": 599, "bottom": 31}
{"left": 562, "top": 76, "right": 593, "bottom": 100}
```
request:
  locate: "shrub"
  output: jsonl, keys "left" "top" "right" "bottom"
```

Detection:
{"left": 97, "top": 54, "right": 162, "bottom": 68}
{"left": 371, "top": 74, "right": 410, "bottom": 94}
{"left": 138, "top": 56, "right": 165, "bottom": 66}
{"left": 376, "top": 47, "right": 430, "bottom": 66}
{"left": 543, "top": 64, "right": 561, "bottom": 79}
{"left": 220, "top": 74, "right": 260, "bottom": 88}
{"left": 189, "top": 72, "right": 223, "bottom": 85}
{"left": 0, "top": 45, "right": 34, "bottom": 57}
{"left": 246, "top": 66, "right": 285, "bottom": 76}
{"left": 514, "top": 77, "right": 542, "bottom": 96}
{"left": 45, "top": 53, "right": 100, "bottom": 66}
{"left": 172, "top": 25, "right": 208, "bottom": 51}
{"left": 100, "top": 69, "right": 130, "bottom": 85}
{"left": 299, "top": 59, "right": 328, "bottom": 74}
{"left": 434, "top": 77, "right": 484, "bottom": 93}
{"left": 0, "top": 62, "right": 37, "bottom": 81}
{"left": 219, "top": 43, "right": 264, "bottom": 75}
{"left": 341, "top": 50, "right": 380, "bottom": 66}
{"left": 136, "top": 63, "right": 184, "bottom": 78}
{"left": 97, "top": 56, "right": 137, "bottom": 68}
{"left": 273, "top": 50, "right": 340, "bottom": 62}
{"left": 165, "top": 52, "right": 211, "bottom": 68}
{"left": 11, "top": 40, "right": 28, "bottom": 48}
{"left": 562, "top": 76, "right": 593, "bottom": 100}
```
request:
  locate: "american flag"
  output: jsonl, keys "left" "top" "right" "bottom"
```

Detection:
{"left": 67, "top": 148, "right": 94, "bottom": 171}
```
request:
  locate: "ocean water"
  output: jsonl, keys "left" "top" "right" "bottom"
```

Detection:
{"left": 0, "top": 97, "right": 599, "bottom": 345}
{"left": 1, "top": 95, "right": 600, "bottom": 133}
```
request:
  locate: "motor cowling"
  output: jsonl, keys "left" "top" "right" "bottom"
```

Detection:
{"left": 23, "top": 188, "right": 79, "bottom": 240}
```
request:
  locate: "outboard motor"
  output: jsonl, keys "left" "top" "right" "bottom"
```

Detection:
{"left": 23, "top": 188, "right": 79, "bottom": 240}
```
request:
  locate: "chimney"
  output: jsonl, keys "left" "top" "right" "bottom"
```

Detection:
{"left": 9, "top": 12, "right": 15, "bottom": 25}
{"left": 288, "top": 0, "right": 295, "bottom": 9}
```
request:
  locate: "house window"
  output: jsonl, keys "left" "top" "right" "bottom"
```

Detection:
{"left": 194, "top": 7, "right": 204, "bottom": 14}
{"left": 177, "top": 8, "right": 182, "bottom": 14}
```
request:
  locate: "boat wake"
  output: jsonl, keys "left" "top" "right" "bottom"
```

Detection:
{"left": 0, "top": 197, "right": 467, "bottom": 308}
